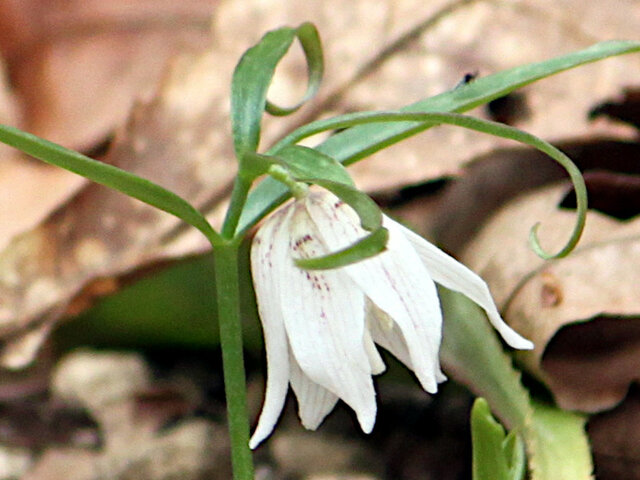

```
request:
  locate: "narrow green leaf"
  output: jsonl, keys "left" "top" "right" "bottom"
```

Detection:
{"left": 317, "top": 40, "right": 640, "bottom": 166}
{"left": 271, "top": 110, "right": 588, "bottom": 259}
{"left": 231, "top": 26, "right": 296, "bottom": 156}
{"left": 439, "top": 287, "right": 593, "bottom": 480}
{"left": 242, "top": 145, "right": 354, "bottom": 187}
{"left": 504, "top": 431, "right": 526, "bottom": 480}
{"left": 294, "top": 225, "right": 388, "bottom": 270}
{"left": 231, "top": 23, "right": 323, "bottom": 156}
{"left": 265, "top": 23, "right": 324, "bottom": 116}
{"left": 0, "top": 124, "right": 220, "bottom": 244}
{"left": 273, "top": 145, "right": 355, "bottom": 187}
{"left": 258, "top": 147, "right": 381, "bottom": 233}
{"left": 471, "top": 398, "right": 511, "bottom": 480}
{"left": 237, "top": 152, "right": 274, "bottom": 180}
{"left": 311, "top": 178, "right": 381, "bottom": 231}
{"left": 439, "top": 286, "right": 531, "bottom": 435}
{"left": 270, "top": 110, "right": 437, "bottom": 149}
{"left": 238, "top": 40, "right": 640, "bottom": 235}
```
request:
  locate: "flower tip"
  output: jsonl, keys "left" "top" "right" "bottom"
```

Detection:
{"left": 421, "top": 379, "right": 439, "bottom": 395}
{"left": 507, "top": 335, "right": 534, "bottom": 351}
{"left": 249, "top": 425, "right": 274, "bottom": 450}
{"left": 492, "top": 318, "right": 534, "bottom": 350}
{"left": 360, "top": 419, "right": 375, "bottom": 435}
{"left": 249, "top": 435, "right": 264, "bottom": 450}
{"left": 517, "top": 338, "right": 535, "bottom": 350}
{"left": 355, "top": 406, "right": 377, "bottom": 434}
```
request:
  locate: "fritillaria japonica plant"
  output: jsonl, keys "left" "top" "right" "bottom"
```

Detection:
{"left": 0, "top": 22, "right": 638, "bottom": 480}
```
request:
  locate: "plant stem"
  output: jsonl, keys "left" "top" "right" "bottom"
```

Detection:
{"left": 222, "top": 176, "right": 252, "bottom": 239}
{"left": 213, "top": 241, "right": 254, "bottom": 479}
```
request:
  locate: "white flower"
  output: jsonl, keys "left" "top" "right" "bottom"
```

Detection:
{"left": 249, "top": 190, "right": 532, "bottom": 448}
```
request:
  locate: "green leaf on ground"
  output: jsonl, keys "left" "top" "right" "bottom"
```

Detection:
{"left": 439, "top": 287, "right": 593, "bottom": 480}
{"left": 471, "top": 397, "right": 525, "bottom": 480}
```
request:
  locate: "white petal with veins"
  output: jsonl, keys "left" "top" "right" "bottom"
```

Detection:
{"left": 282, "top": 203, "right": 376, "bottom": 432}
{"left": 249, "top": 190, "right": 532, "bottom": 448}
{"left": 290, "top": 356, "right": 339, "bottom": 430}
{"left": 309, "top": 199, "right": 442, "bottom": 392}
{"left": 249, "top": 207, "right": 295, "bottom": 449}
{"left": 397, "top": 220, "right": 534, "bottom": 350}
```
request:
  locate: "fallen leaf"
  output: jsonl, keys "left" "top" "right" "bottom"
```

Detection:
{"left": 0, "top": 159, "right": 86, "bottom": 253}
{"left": 0, "top": 51, "right": 86, "bottom": 254}
{"left": 543, "top": 315, "right": 640, "bottom": 413}
{"left": 430, "top": 140, "right": 640, "bottom": 253}
{"left": 0, "top": 44, "right": 238, "bottom": 367}
{"left": 216, "top": 0, "right": 640, "bottom": 192}
{"left": 0, "top": 56, "right": 18, "bottom": 132}
{"left": 591, "top": 87, "right": 640, "bottom": 132}
{"left": 0, "top": 0, "right": 217, "bottom": 150}
{"left": 1, "top": 0, "right": 639, "bottom": 368}
{"left": 458, "top": 176, "right": 640, "bottom": 412}
{"left": 589, "top": 387, "right": 640, "bottom": 480}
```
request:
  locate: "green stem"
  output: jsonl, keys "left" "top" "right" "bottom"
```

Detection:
{"left": 213, "top": 241, "right": 254, "bottom": 479}
{"left": 222, "top": 176, "right": 253, "bottom": 239}
{"left": 267, "top": 164, "right": 309, "bottom": 199}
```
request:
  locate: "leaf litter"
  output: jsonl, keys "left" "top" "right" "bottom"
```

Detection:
{"left": 0, "top": 0, "right": 638, "bottom": 478}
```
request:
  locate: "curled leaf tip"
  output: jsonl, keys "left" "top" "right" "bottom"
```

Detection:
{"left": 529, "top": 164, "right": 588, "bottom": 260}
{"left": 529, "top": 223, "right": 554, "bottom": 260}
{"left": 528, "top": 209, "right": 585, "bottom": 261}
{"left": 265, "top": 22, "right": 323, "bottom": 117}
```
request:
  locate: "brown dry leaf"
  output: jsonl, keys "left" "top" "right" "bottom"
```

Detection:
{"left": 1, "top": 0, "right": 638, "bottom": 366}
{"left": 0, "top": 58, "right": 18, "bottom": 130}
{"left": 0, "top": 160, "right": 85, "bottom": 253}
{"left": 0, "top": 0, "right": 217, "bottom": 254}
{"left": 216, "top": 0, "right": 640, "bottom": 192}
{"left": 428, "top": 139, "right": 640, "bottom": 253}
{"left": 589, "top": 388, "right": 640, "bottom": 480}
{"left": 0, "top": 51, "right": 87, "bottom": 253}
{"left": 458, "top": 177, "right": 640, "bottom": 412}
{"left": 0, "top": 1, "right": 222, "bottom": 362}
{"left": 0, "top": 0, "right": 216, "bottom": 151}
{"left": 0, "top": 44, "right": 238, "bottom": 367}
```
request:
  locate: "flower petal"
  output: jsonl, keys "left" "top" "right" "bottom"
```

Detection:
{"left": 366, "top": 303, "right": 413, "bottom": 368}
{"left": 282, "top": 203, "right": 377, "bottom": 433}
{"left": 249, "top": 206, "right": 295, "bottom": 449}
{"left": 367, "top": 303, "right": 447, "bottom": 383}
{"left": 394, "top": 219, "right": 534, "bottom": 350}
{"left": 289, "top": 354, "right": 339, "bottom": 430}
{"left": 363, "top": 324, "right": 386, "bottom": 375}
{"left": 306, "top": 193, "right": 443, "bottom": 393}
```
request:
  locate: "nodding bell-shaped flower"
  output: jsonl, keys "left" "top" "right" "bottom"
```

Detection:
{"left": 249, "top": 190, "right": 532, "bottom": 448}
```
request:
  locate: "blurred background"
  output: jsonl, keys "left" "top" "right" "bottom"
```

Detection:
{"left": 0, "top": 1, "right": 638, "bottom": 478}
